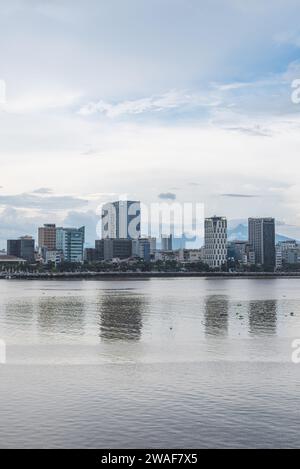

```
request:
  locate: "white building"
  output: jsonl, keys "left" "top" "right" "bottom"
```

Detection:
{"left": 187, "top": 250, "right": 202, "bottom": 262}
{"left": 101, "top": 200, "right": 141, "bottom": 240}
{"left": 276, "top": 240, "right": 300, "bottom": 269}
{"left": 275, "top": 244, "right": 283, "bottom": 269}
{"left": 45, "top": 250, "right": 64, "bottom": 266}
{"left": 204, "top": 216, "right": 227, "bottom": 269}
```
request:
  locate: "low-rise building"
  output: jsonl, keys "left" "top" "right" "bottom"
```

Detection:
{"left": 276, "top": 240, "right": 300, "bottom": 269}
{"left": 0, "top": 255, "right": 27, "bottom": 267}
{"left": 84, "top": 248, "right": 98, "bottom": 263}
{"left": 227, "top": 240, "right": 255, "bottom": 265}
{"left": 45, "top": 250, "right": 64, "bottom": 266}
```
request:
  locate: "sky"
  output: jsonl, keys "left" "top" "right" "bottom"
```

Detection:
{"left": 1, "top": 0, "right": 300, "bottom": 246}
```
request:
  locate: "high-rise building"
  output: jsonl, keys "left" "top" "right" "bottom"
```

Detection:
{"left": 132, "top": 238, "right": 151, "bottom": 261}
{"left": 204, "top": 216, "right": 227, "bottom": 268}
{"left": 7, "top": 236, "right": 35, "bottom": 263}
{"left": 161, "top": 234, "right": 173, "bottom": 251}
{"left": 101, "top": 200, "right": 141, "bottom": 240}
{"left": 248, "top": 218, "right": 275, "bottom": 268}
{"left": 147, "top": 237, "right": 157, "bottom": 254}
{"left": 56, "top": 226, "right": 85, "bottom": 263}
{"left": 38, "top": 224, "right": 56, "bottom": 250}
{"left": 7, "top": 240, "right": 20, "bottom": 258}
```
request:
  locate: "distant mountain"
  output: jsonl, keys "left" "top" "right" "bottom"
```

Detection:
{"left": 227, "top": 223, "right": 297, "bottom": 243}
{"left": 227, "top": 224, "right": 248, "bottom": 241}
{"left": 275, "top": 233, "right": 297, "bottom": 243}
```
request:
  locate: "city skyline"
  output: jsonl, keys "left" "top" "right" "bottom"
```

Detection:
{"left": 0, "top": 208, "right": 295, "bottom": 251}
{"left": 0, "top": 195, "right": 300, "bottom": 250}
{"left": 1, "top": 1, "right": 300, "bottom": 248}
{"left": 0, "top": 214, "right": 287, "bottom": 271}
{"left": 0, "top": 1, "right": 299, "bottom": 453}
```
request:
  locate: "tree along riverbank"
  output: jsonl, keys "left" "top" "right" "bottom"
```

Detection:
{"left": 2, "top": 271, "right": 300, "bottom": 279}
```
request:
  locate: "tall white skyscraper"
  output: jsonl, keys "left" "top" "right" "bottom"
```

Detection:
{"left": 101, "top": 200, "right": 141, "bottom": 240}
{"left": 204, "top": 216, "right": 227, "bottom": 268}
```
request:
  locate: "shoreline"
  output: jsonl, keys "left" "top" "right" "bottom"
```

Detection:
{"left": 1, "top": 271, "right": 300, "bottom": 280}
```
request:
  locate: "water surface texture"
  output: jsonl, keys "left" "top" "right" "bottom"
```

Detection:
{"left": 0, "top": 278, "right": 299, "bottom": 448}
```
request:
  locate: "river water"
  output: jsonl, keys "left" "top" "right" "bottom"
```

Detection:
{"left": 0, "top": 277, "right": 299, "bottom": 448}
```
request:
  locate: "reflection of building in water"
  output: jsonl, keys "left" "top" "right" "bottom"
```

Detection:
{"left": 37, "top": 296, "right": 85, "bottom": 335}
{"left": 5, "top": 300, "right": 35, "bottom": 328}
{"left": 204, "top": 295, "right": 229, "bottom": 336}
{"left": 99, "top": 293, "right": 143, "bottom": 341}
{"left": 248, "top": 300, "right": 277, "bottom": 335}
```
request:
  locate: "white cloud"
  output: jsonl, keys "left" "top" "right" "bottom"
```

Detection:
{"left": 1, "top": 0, "right": 300, "bottom": 235}
{"left": 1, "top": 89, "right": 81, "bottom": 114}
{"left": 78, "top": 90, "right": 219, "bottom": 118}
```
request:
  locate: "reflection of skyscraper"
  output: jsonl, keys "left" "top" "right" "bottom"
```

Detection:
{"left": 37, "top": 297, "right": 85, "bottom": 335}
{"left": 248, "top": 300, "right": 277, "bottom": 335}
{"left": 99, "top": 294, "right": 143, "bottom": 341}
{"left": 204, "top": 295, "right": 229, "bottom": 336}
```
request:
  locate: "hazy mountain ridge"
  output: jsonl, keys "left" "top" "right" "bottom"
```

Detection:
{"left": 227, "top": 223, "right": 298, "bottom": 243}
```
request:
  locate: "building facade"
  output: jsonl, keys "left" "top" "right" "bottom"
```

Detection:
{"left": 147, "top": 237, "right": 157, "bottom": 254}
{"left": 44, "top": 250, "right": 64, "bottom": 266}
{"left": 161, "top": 234, "right": 173, "bottom": 251}
{"left": 38, "top": 224, "right": 56, "bottom": 250}
{"left": 204, "top": 216, "right": 227, "bottom": 269}
{"left": 7, "top": 236, "right": 35, "bottom": 263}
{"left": 227, "top": 240, "right": 255, "bottom": 265}
{"left": 248, "top": 218, "right": 275, "bottom": 268}
{"left": 95, "top": 238, "right": 132, "bottom": 260}
{"left": 132, "top": 238, "right": 151, "bottom": 261}
{"left": 101, "top": 200, "right": 141, "bottom": 240}
{"left": 56, "top": 227, "right": 85, "bottom": 263}
{"left": 275, "top": 240, "right": 300, "bottom": 269}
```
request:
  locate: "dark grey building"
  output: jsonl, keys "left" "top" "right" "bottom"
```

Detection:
{"left": 95, "top": 239, "right": 132, "bottom": 260}
{"left": 161, "top": 234, "right": 173, "bottom": 251}
{"left": 7, "top": 240, "right": 20, "bottom": 258}
{"left": 248, "top": 218, "right": 275, "bottom": 268}
{"left": 227, "top": 240, "right": 255, "bottom": 264}
{"left": 7, "top": 236, "right": 35, "bottom": 263}
{"left": 84, "top": 248, "right": 98, "bottom": 263}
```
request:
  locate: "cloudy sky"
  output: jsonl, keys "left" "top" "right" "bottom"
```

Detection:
{"left": 1, "top": 0, "right": 300, "bottom": 246}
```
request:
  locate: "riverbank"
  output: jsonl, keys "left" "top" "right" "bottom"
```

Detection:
{"left": 1, "top": 271, "right": 300, "bottom": 279}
